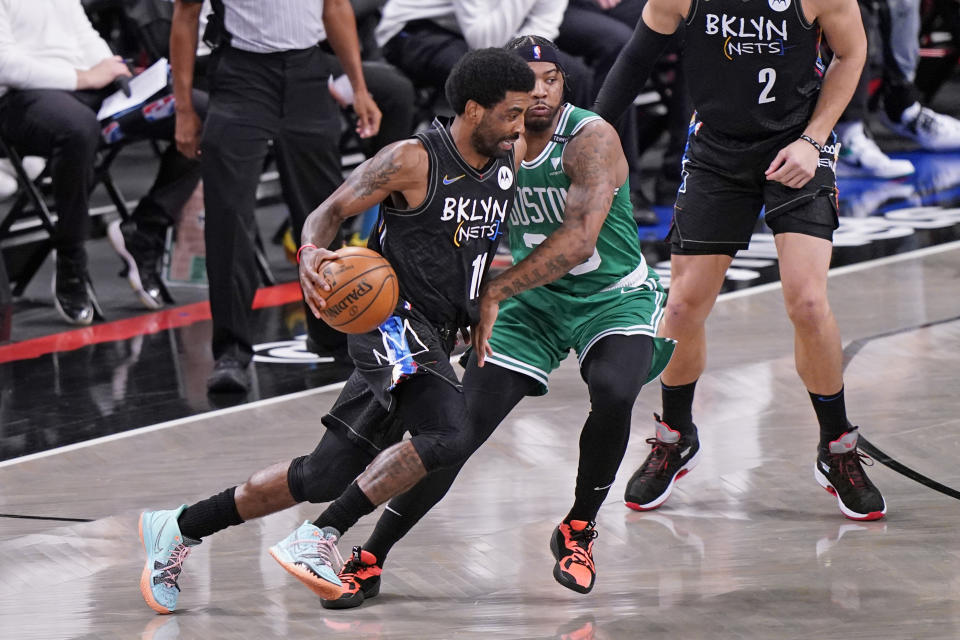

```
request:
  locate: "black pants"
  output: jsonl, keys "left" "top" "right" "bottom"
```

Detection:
{"left": 201, "top": 45, "right": 344, "bottom": 363}
{"left": 382, "top": 21, "right": 595, "bottom": 109}
{"left": 0, "top": 87, "right": 205, "bottom": 262}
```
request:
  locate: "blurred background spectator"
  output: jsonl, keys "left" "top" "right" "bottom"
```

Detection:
{"left": 0, "top": 0, "right": 203, "bottom": 325}
{"left": 836, "top": 0, "right": 960, "bottom": 178}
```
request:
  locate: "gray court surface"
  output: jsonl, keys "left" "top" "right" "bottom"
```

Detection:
{"left": 2, "top": 243, "right": 959, "bottom": 639}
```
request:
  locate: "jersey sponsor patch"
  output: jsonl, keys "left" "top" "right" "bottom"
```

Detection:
{"left": 769, "top": 0, "right": 791, "bottom": 12}
{"left": 498, "top": 166, "right": 514, "bottom": 190}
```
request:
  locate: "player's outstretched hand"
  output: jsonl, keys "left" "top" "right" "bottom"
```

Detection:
{"left": 471, "top": 291, "right": 500, "bottom": 367}
{"left": 298, "top": 245, "right": 340, "bottom": 318}
{"left": 765, "top": 139, "right": 819, "bottom": 189}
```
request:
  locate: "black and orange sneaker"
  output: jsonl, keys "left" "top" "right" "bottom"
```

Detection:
{"left": 549, "top": 520, "right": 598, "bottom": 594}
{"left": 814, "top": 429, "right": 886, "bottom": 521}
{"left": 623, "top": 414, "right": 700, "bottom": 511}
{"left": 321, "top": 546, "right": 382, "bottom": 609}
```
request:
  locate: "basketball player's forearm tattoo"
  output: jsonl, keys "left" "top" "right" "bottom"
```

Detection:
{"left": 493, "top": 253, "right": 574, "bottom": 299}
{"left": 356, "top": 440, "right": 427, "bottom": 505}
{"left": 351, "top": 148, "right": 402, "bottom": 199}
{"left": 490, "top": 126, "right": 616, "bottom": 301}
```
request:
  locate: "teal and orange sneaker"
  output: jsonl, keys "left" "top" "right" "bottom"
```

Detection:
{"left": 138, "top": 506, "right": 199, "bottom": 614}
{"left": 269, "top": 521, "right": 344, "bottom": 600}
{"left": 550, "top": 520, "right": 598, "bottom": 594}
{"left": 322, "top": 546, "right": 382, "bottom": 609}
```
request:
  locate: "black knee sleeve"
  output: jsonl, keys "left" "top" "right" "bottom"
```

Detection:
{"left": 287, "top": 430, "right": 373, "bottom": 503}
{"left": 394, "top": 374, "right": 470, "bottom": 472}
{"left": 406, "top": 399, "right": 469, "bottom": 471}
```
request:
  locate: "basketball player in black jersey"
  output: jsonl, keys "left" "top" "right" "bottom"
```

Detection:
{"left": 135, "top": 48, "right": 534, "bottom": 614}
{"left": 592, "top": 0, "right": 886, "bottom": 521}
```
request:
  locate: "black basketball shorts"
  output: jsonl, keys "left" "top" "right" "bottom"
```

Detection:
{"left": 669, "top": 119, "right": 840, "bottom": 256}
{"left": 319, "top": 308, "right": 462, "bottom": 459}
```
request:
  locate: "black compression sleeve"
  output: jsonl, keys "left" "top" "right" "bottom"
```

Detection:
{"left": 592, "top": 18, "right": 676, "bottom": 124}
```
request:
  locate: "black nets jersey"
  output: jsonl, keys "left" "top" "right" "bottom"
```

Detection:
{"left": 682, "top": 0, "right": 825, "bottom": 140}
{"left": 367, "top": 117, "right": 516, "bottom": 330}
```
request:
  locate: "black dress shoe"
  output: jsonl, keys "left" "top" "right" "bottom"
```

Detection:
{"left": 52, "top": 252, "right": 97, "bottom": 326}
{"left": 630, "top": 190, "right": 661, "bottom": 226}
{"left": 207, "top": 357, "right": 251, "bottom": 394}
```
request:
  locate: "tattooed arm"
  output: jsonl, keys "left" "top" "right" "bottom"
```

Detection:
{"left": 472, "top": 119, "right": 628, "bottom": 363}
{"left": 299, "top": 139, "right": 428, "bottom": 317}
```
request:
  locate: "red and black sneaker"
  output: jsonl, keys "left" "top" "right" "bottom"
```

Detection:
{"left": 549, "top": 520, "right": 598, "bottom": 594}
{"left": 624, "top": 414, "right": 700, "bottom": 511}
{"left": 814, "top": 429, "right": 886, "bottom": 521}
{"left": 321, "top": 546, "right": 382, "bottom": 609}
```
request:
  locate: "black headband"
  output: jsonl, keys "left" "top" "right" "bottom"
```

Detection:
{"left": 514, "top": 43, "right": 562, "bottom": 68}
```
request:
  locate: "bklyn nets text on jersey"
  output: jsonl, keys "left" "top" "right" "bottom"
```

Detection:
{"left": 442, "top": 196, "right": 509, "bottom": 246}
{"left": 706, "top": 14, "right": 790, "bottom": 55}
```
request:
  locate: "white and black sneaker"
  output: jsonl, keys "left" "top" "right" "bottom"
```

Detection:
{"left": 886, "top": 103, "right": 960, "bottom": 151}
{"left": 836, "top": 122, "right": 915, "bottom": 179}
{"left": 814, "top": 429, "right": 886, "bottom": 521}
{"left": 624, "top": 414, "right": 701, "bottom": 511}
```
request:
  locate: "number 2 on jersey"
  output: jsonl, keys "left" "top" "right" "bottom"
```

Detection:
{"left": 758, "top": 68, "right": 776, "bottom": 104}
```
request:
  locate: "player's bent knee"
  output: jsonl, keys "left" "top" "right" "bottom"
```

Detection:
{"left": 410, "top": 430, "right": 473, "bottom": 472}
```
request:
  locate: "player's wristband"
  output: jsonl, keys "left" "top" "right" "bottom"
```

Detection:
{"left": 799, "top": 134, "right": 823, "bottom": 152}
{"left": 296, "top": 243, "right": 318, "bottom": 264}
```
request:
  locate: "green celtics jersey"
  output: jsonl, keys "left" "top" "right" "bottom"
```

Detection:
{"left": 508, "top": 103, "right": 653, "bottom": 296}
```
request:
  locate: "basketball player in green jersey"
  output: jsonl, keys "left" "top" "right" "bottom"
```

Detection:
{"left": 321, "top": 36, "right": 676, "bottom": 608}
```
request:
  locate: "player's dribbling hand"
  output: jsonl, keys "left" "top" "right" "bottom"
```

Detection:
{"left": 764, "top": 139, "right": 819, "bottom": 189}
{"left": 471, "top": 291, "right": 500, "bottom": 367}
{"left": 298, "top": 245, "right": 340, "bottom": 317}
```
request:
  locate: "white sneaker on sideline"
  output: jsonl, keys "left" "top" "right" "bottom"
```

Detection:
{"left": 836, "top": 122, "right": 916, "bottom": 179}
{"left": 887, "top": 104, "right": 960, "bottom": 151}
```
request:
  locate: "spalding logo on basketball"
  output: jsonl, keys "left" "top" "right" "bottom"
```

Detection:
{"left": 768, "top": 0, "right": 790, "bottom": 11}
{"left": 317, "top": 247, "right": 399, "bottom": 334}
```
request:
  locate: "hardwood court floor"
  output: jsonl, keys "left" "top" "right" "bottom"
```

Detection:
{"left": 1, "top": 243, "right": 959, "bottom": 639}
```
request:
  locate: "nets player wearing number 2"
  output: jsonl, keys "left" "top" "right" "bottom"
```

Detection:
{"left": 594, "top": 0, "right": 886, "bottom": 520}
{"left": 134, "top": 49, "right": 534, "bottom": 614}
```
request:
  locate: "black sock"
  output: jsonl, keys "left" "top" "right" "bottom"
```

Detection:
{"left": 565, "top": 410, "right": 631, "bottom": 523}
{"left": 313, "top": 481, "right": 375, "bottom": 537}
{"left": 362, "top": 506, "right": 412, "bottom": 568}
{"left": 177, "top": 486, "right": 244, "bottom": 541}
{"left": 661, "top": 380, "right": 698, "bottom": 437}
{"left": 810, "top": 387, "right": 852, "bottom": 448}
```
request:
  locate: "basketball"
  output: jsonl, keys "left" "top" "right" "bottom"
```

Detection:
{"left": 314, "top": 246, "right": 399, "bottom": 334}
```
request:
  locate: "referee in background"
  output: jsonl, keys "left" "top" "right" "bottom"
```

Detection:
{"left": 170, "top": 0, "right": 381, "bottom": 394}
